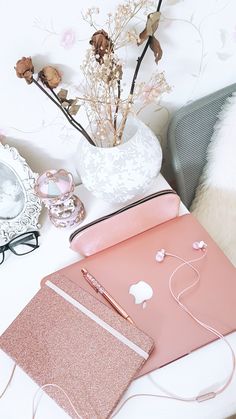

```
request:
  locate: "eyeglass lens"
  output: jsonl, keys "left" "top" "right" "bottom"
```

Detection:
{"left": 9, "top": 232, "right": 39, "bottom": 255}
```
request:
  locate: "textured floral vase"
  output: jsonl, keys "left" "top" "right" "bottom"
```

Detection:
{"left": 76, "top": 116, "right": 162, "bottom": 203}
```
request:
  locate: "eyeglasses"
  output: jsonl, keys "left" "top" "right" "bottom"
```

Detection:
{"left": 0, "top": 231, "right": 40, "bottom": 265}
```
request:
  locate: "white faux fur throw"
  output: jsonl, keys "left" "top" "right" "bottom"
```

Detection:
{"left": 191, "top": 92, "right": 236, "bottom": 267}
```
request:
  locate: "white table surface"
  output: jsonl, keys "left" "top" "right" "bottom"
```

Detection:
{"left": 0, "top": 174, "right": 235, "bottom": 419}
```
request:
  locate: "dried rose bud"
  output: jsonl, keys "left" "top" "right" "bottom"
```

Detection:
{"left": 38, "top": 66, "right": 61, "bottom": 88}
{"left": 15, "top": 57, "right": 34, "bottom": 84}
{"left": 90, "top": 29, "right": 113, "bottom": 64}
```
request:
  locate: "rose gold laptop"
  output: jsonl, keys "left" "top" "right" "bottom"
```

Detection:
{"left": 43, "top": 214, "right": 236, "bottom": 377}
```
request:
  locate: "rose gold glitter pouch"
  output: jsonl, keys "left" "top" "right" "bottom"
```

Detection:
{"left": 0, "top": 275, "right": 154, "bottom": 419}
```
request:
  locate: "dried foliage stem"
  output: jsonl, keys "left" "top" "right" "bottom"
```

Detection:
{"left": 32, "top": 78, "right": 96, "bottom": 146}
{"left": 107, "top": 87, "right": 113, "bottom": 126}
{"left": 16, "top": 1, "right": 168, "bottom": 149}
{"left": 115, "top": 0, "right": 163, "bottom": 145}
{"left": 114, "top": 80, "right": 121, "bottom": 131}
{"left": 112, "top": 3, "right": 144, "bottom": 45}
{"left": 48, "top": 86, "right": 94, "bottom": 144}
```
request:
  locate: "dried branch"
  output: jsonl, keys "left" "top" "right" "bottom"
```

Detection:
{"left": 114, "top": 79, "right": 121, "bottom": 131}
{"left": 32, "top": 79, "right": 96, "bottom": 146}
{"left": 17, "top": 1, "right": 167, "bottom": 149}
{"left": 115, "top": 0, "right": 163, "bottom": 145}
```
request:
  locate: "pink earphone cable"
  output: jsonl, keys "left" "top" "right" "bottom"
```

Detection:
{"left": 32, "top": 383, "right": 84, "bottom": 419}
{"left": 167, "top": 249, "right": 236, "bottom": 398}
{"left": 112, "top": 247, "right": 236, "bottom": 416}
{"left": 0, "top": 362, "right": 16, "bottom": 400}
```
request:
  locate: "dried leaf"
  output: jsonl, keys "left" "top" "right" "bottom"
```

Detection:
{"left": 58, "top": 88, "right": 68, "bottom": 102}
{"left": 69, "top": 104, "right": 80, "bottom": 115}
{"left": 149, "top": 36, "right": 162, "bottom": 63}
{"left": 61, "top": 101, "right": 70, "bottom": 108}
{"left": 138, "top": 11, "right": 161, "bottom": 45}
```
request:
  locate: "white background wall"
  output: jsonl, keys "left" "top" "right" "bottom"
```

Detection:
{"left": 1, "top": 0, "right": 235, "bottom": 181}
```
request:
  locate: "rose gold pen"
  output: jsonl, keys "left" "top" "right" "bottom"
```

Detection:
{"left": 81, "top": 268, "right": 134, "bottom": 325}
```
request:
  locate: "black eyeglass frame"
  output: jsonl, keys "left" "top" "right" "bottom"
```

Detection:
{"left": 0, "top": 231, "right": 40, "bottom": 265}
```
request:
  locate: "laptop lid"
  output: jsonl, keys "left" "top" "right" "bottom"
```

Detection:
{"left": 43, "top": 214, "right": 236, "bottom": 377}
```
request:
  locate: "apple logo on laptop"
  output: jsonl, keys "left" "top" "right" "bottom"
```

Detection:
{"left": 129, "top": 281, "right": 153, "bottom": 308}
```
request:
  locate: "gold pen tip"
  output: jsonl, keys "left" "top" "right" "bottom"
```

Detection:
{"left": 127, "top": 316, "right": 135, "bottom": 325}
{"left": 81, "top": 268, "right": 88, "bottom": 275}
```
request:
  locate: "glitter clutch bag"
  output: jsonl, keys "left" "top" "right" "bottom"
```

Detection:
{"left": 0, "top": 275, "right": 154, "bottom": 419}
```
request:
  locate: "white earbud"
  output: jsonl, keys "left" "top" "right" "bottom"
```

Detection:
{"left": 192, "top": 240, "right": 207, "bottom": 250}
{"left": 155, "top": 248, "right": 166, "bottom": 262}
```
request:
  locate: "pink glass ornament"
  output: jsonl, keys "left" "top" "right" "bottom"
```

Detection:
{"left": 34, "top": 169, "right": 85, "bottom": 228}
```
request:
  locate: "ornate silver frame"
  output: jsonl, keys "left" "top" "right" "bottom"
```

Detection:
{"left": 0, "top": 143, "right": 42, "bottom": 244}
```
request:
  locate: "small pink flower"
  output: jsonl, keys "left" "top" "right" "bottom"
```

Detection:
{"left": 60, "top": 29, "right": 76, "bottom": 49}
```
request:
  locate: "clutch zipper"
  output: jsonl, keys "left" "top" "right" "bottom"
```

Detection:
{"left": 69, "top": 189, "right": 177, "bottom": 242}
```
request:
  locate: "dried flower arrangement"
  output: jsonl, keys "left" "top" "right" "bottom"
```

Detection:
{"left": 15, "top": 0, "right": 169, "bottom": 147}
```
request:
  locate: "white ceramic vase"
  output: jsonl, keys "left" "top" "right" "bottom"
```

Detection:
{"left": 76, "top": 116, "right": 162, "bottom": 203}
